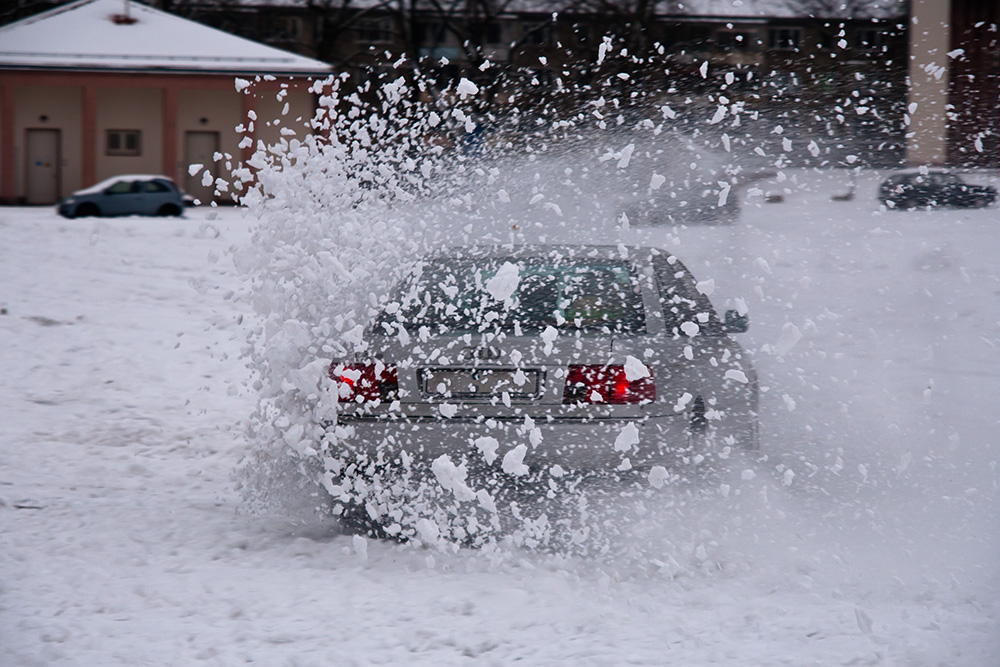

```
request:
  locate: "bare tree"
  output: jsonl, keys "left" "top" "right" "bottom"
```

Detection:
{"left": 0, "top": 0, "right": 67, "bottom": 26}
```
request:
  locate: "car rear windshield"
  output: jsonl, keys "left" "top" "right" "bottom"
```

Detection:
{"left": 380, "top": 256, "right": 646, "bottom": 335}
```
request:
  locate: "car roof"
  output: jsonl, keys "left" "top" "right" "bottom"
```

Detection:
{"left": 433, "top": 245, "right": 679, "bottom": 264}
{"left": 887, "top": 167, "right": 954, "bottom": 177}
{"left": 74, "top": 174, "right": 175, "bottom": 195}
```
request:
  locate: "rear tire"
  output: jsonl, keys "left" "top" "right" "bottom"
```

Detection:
{"left": 157, "top": 203, "right": 182, "bottom": 217}
{"left": 336, "top": 501, "right": 400, "bottom": 541}
{"left": 686, "top": 396, "right": 709, "bottom": 449}
{"left": 686, "top": 395, "right": 759, "bottom": 452}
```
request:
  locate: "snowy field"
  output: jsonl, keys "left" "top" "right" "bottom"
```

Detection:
{"left": 2, "top": 168, "right": 998, "bottom": 665}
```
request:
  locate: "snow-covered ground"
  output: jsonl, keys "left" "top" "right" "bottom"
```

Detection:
{"left": 2, "top": 168, "right": 998, "bottom": 665}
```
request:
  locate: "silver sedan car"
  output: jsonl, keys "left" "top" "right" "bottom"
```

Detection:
{"left": 329, "top": 245, "right": 758, "bottom": 480}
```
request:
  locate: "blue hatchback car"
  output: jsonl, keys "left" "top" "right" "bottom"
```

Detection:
{"left": 58, "top": 175, "right": 188, "bottom": 218}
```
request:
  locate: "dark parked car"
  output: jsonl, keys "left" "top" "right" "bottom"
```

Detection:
{"left": 58, "top": 175, "right": 188, "bottom": 218}
{"left": 879, "top": 169, "right": 996, "bottom": 209}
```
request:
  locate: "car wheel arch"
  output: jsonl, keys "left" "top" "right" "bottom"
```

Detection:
{"left": 76, "top": 202, "right": 100, "bottom": 217}
{"left": 157, "top": 203, "right": 182, "bottom": 217}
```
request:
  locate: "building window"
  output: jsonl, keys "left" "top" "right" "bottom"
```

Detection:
{"left": 572, "top": 23, "right": 592, "bottom": 45}
{"left": 356, "top": 19, "right": 393, "bottom": 45}
{"left": 416, "top": 21, "right": 442, "bottom": 44}
{"left": 716, "top": 31, "right": 755, "bottom": 52}
{"left": 768, "top": 27, "right": 801, "bottom": 50}
{"left": 270, "top": 16, "right": 302, "bottom": 41}
{"left": 485, "top": 22, "right": 503, "bottom": 46}
{"left": 855, "top": 29, "right": 890, "bottom": 50}
{"left": 106, "top": 130, "right": 141, "bottom": 156}
{"left": 522, "top": 22, "right": 552, "bottom": 46}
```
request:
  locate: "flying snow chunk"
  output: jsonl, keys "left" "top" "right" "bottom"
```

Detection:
{"left": 696, "top": 279, "right": 715, "bottom": 296}
{"left": 485, "top": 261, "right": 520, "bottom": 302}
{"left": 725, "top": 369, "right": 749, "bottom": 384}
{"left": 709, "top": 105, "right": 727, "bottom": 125}
{"left": 717, "top": 183, "right": 731, "bottom": 206}
{"left": 699, "top": 61, "right": 709, "bottom": 78}
{"left": 457, "top": 78, "right": 479, "bottom": 97}
{"left": 614, "top": 422, "right": 640, "bottom": 452}
{"left": 597, "top": 36, "right": 612, "bottom": 65}
{"left": 188, "top": 163, "right": 203, "bottom": 176}
{"left": 617, "top": 143, "right": 635, "bottom": 169}
{"left": 474, "top": 436, "right": 500, "bottom": 465}
{"left": 476, "top": 489, "right": 497, "bottom": 513}
{"left": 681, "top": 321, "right": 700, "bottom": 337}
{"left": 540, "top": 326, "right": 558, "bottom": 355}
{"left": 648, "top": 466, "right": 669, "bottom": 489}
{"left": 624, "top": 356, "right": 650, "bottom": 381}
{"left": 774, "top": 322, "right": 802, "bottom": 356}
{"left": 650, "top": 173, "right": 666, "bottom": 190}
{"left": 234, "top": 78, "right": 251, "bottom": 92}
{"left": 352, "top": 534, "right": 368, "bottom": 560}
{"left": 416, "top": 518, "right": 440, "bottom": 543}
{"left": 502, "top": 445, "right": 529, "bottom": 476}
{"left": 432, "top": 455, "right": 476, "bottom": 501}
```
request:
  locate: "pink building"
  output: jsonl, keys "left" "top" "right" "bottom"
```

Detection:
{"left": 0, "top": 0, "right": 332, "bottom": 204}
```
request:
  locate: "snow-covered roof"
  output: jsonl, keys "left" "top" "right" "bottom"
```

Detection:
{"left": 0, "top": 0, "right": 333, "bottom": 75}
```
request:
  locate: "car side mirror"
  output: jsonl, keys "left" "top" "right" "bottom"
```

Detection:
{"left": 723, "top": 310, "right": 749, "bottom": 333}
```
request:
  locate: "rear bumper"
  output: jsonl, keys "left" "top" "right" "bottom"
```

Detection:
{"left": 330, "top": 414, "right": 696, "bottom": 472}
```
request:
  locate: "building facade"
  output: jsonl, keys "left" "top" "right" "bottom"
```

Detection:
{"left": 0, "top": 0, "right": 332, "bottom": 205}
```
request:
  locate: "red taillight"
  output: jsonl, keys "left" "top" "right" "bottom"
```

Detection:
{"left": 329, "top": 362, "right": 398, "bottom": 403}
{"left": 563, "top": 364, "right": 655, "bottom": 405}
